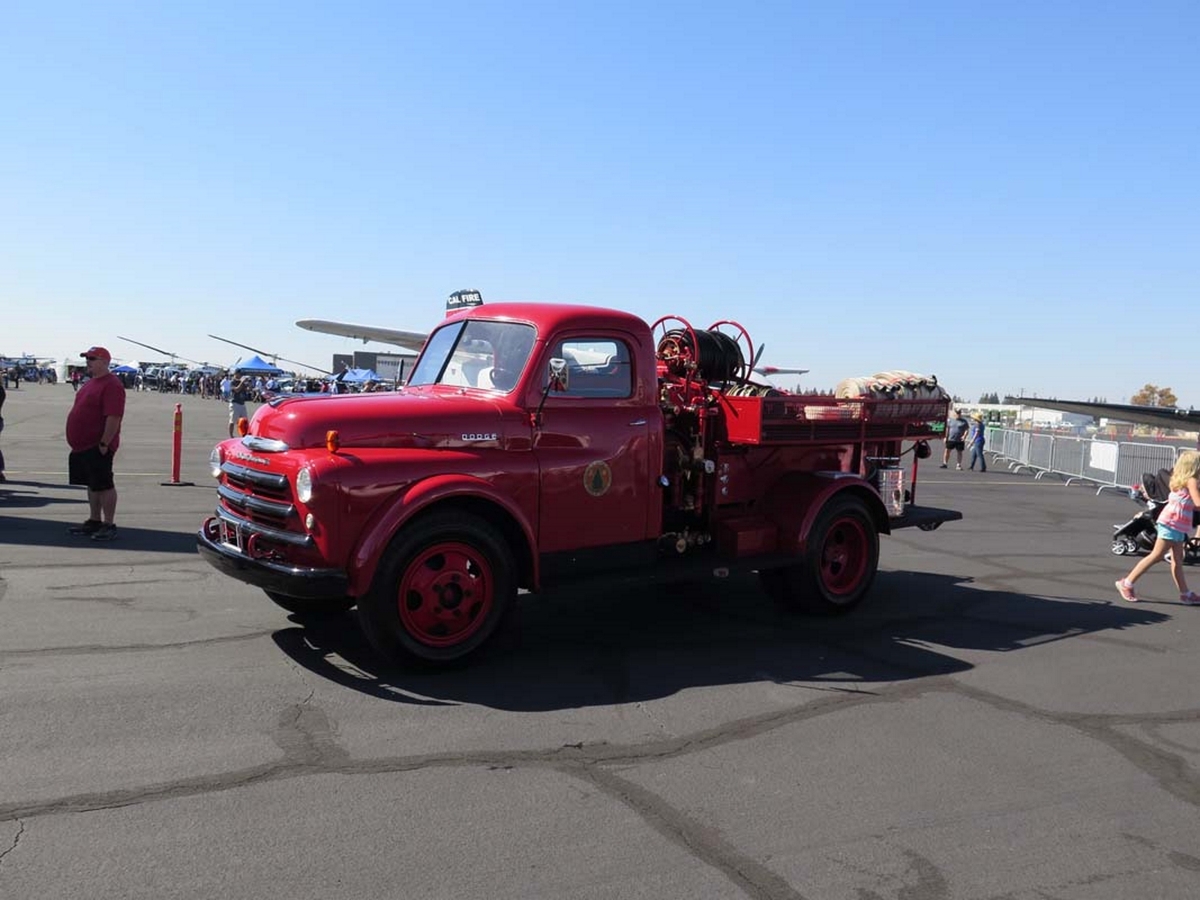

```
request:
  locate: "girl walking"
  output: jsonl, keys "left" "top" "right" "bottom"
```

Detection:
{"left": 1116, "top": 450, "right": 1200, "bottom": 604}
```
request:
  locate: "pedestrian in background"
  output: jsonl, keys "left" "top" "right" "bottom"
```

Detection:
{"left": 0, "top": 377, "right": 7, "bottom": 483}
{"left": 65, "top": 347, "right": 126, "bottom": 541}
{"left": 941, "top": 410, "right": 968, "bottom": 469}
{"left": 228, "top": 377, "right": 250, "bottom": 437}
{"left": 1117, "top": 450, "right": 1200, "bottom": 605}
{"left": 967, "top": 415, "right": 988, "bottom": 472}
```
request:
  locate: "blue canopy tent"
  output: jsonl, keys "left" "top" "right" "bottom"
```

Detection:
{"left": 111, "top": 364, "right": 139, "bottom": 374}
{"left": 232, "top": 355, "right": 284, "bottom": 375}
{"left": 340, "top": 368, "right": 380, "bottom": 384}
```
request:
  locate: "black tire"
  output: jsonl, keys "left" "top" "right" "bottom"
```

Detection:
{"left": 356, "top": 510, "right": 516, "bottom": 667}
{"left": 265, "top": 591, "right": 355, "bottom": 617}
{"left": 759, "top": 495, "right": 879, "bottom": 615}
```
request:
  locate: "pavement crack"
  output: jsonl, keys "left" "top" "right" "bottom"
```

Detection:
{"left": 0, "top": 818, "right": 24, "bottom": 866}
{"left": 571, "top": 766, "right": 809, "bottom": 900}
{"left": 0, "top": 681, "right": 928, "bottom": 825}
{"left": 0, "top": 630, "right": 274, "bottom": 658}
{"left": 950, "top": 682, "right": 1200, "bottom": 809}
{"left": 273, "top": 700, "right": 350, "bottom": 768}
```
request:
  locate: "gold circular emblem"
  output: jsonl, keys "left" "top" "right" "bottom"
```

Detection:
{"left": 583, "top": 461, "right": 613, "bottom": 497}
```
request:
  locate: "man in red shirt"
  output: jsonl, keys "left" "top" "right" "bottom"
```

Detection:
{"left": 65, "top": 347, "right": 126, "bottom": 541}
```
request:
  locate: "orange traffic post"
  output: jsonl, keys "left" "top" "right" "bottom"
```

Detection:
{"left": 161, "top": 402, "right": 196, "bottom": 487}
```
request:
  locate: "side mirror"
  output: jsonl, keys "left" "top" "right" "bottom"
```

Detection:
{"left": 548, "top": 357, "right": 569, "bottom": 392}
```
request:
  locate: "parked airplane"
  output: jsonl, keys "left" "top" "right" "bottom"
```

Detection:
{"left": 1, "top": 354, "right": 56, "bottom": 367}
{"left": 297, "top": 291, "right": 809, "bottom": 380}
{"left": 1004, "top": 396, "right": 1200, "bottom": 431}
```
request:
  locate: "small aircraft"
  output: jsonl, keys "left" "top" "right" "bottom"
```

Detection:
{"left": 207, "top": 335, "right": 331, "bottom": 375}
{"left": 297, "top": 292, "right": 810, "bottom": 380}
{"left": 749, "top": 344, "right": 809, "bottom": 378}
{"left": 1, "top": 354, "right": 57, "bottom": 383}
{"left": 1003, "top": 396, "right": 1200, "bottom": 431}
{"left": 1, "top": 354, "right": 55, "bottom": 367}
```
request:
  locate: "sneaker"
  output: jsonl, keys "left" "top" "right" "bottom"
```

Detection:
{"left": 1180, "top": 592, "right": 1200, "bottom": 606}
{"left": 1115, "top": 579, "right": 1139, "bottom": 602}
{"left": 956, "top": 464, "right": 962, "bottom": 470}
{"left": 69, "top": 519, "right": 102, "bottom": 536}
{"left": 90, "top": 523, "right": 118, "bottom": 542}
{"left": 938, "top": 464, "right": 948, "bottom": 469}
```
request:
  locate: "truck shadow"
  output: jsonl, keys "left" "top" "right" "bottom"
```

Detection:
{"left": 271, "top": 571, "right": 1168, "bottom": 711}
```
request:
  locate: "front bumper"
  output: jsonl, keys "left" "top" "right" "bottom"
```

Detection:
{"left": 196, "top": 521, "right": 350, "bottom": 599}
{"left": 889, "top": 504, "right": 963, "bottom": 531}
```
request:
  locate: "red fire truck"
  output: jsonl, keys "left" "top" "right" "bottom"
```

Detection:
{"left": 198, "top": 303, "right": 960, "bottom": 666}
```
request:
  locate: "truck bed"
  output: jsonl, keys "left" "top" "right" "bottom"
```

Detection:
{"left": 717, "top": 394, "right": 949, "bottom": 446}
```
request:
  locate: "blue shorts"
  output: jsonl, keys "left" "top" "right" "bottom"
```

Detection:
{"left": 1156, "top": 523, "right": 1189, "bottom": 542}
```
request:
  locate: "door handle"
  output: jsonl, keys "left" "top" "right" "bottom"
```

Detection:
{"left": 628, "top": 419, "right": 647, "bottom": 426}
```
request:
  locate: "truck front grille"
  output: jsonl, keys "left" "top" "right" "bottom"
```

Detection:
{"left": 218, "top": 461, "right": 297, "bottom": 528}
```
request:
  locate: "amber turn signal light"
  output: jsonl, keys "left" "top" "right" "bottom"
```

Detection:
{"left": 236, "top": 417, "right": 249, "bottom": 436}
{"left": 326, "top": 430, "right": 340, "bottom": 453}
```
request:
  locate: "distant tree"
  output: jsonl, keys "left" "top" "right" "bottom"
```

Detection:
{"left": 1131, "top": 384, "right": 1178, "bottom": 407}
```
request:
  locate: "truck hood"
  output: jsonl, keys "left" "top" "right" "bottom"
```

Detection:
{"left": 249, "top": 388, "right": 522, "bottom": 450}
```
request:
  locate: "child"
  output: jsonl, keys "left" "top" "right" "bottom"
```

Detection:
{"left": 1116, "top": 450, "right": 1200, "bottom": 604}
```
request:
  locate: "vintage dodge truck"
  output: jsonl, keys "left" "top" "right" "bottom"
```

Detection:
{"left": 197, "top": 303, "right": 960, "bottom": 666}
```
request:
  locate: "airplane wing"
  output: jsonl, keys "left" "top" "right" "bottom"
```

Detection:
{"left": 1005, "top": 397, "right": 1200, "bottom": 430}
{"left": 295, "top": 319, "right": 429, "bottom": 354}
{"left": 752, "top": 366, "right": 809, "bottom": 376}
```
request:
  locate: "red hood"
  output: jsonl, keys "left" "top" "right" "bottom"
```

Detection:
{"left": 250, "top": 388, "right": 523, "bottom": 450}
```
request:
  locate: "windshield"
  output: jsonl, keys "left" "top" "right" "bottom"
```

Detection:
{"left": 407, "top": 320, "right": 537, "bottom": 392}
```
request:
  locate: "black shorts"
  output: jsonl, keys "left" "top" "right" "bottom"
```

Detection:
{"left": 946, "top": 439, "right": 965, "bottom": 451}
{"left": 69, "top": 446, "right": 116, "bottom": 492}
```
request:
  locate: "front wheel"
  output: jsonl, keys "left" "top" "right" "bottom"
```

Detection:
{"left": 357, "top": 510, "right": 516, "bottom": 667}
{"left": 759, "top": 495, "right": 879, "bottom": 615}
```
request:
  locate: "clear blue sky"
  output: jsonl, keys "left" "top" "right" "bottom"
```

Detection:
{"left": 4, "top": 1, "right": 1197, "bottom": 404}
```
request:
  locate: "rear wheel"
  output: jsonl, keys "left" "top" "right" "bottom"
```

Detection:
{"left": 760, "top": 495, "right": 879, "bottom": 615}
{"left": 357, "top": 510, "right": 516, "bottom": 667}
{"left": 265, "top": 591, "right": 355, "bottom": 617}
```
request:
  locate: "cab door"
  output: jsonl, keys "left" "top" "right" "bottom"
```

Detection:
{"left": 532, "top": 332, "right": 657, "bottom": 554}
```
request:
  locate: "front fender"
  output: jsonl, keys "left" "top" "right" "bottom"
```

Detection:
{"left": 347, "top": 474, "right": 538, "bottom": 596}
{"left": 762, "top": 472, "right": 890, "bottom": 556}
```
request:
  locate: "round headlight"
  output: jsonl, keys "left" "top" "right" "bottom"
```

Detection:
{"left": 296, "top": 467, "right": 313, "bottom": 503}
{"left": 209, "top": 446, "right": 223, "bottom": 479}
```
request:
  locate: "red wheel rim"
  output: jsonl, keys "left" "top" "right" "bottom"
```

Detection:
{"left": 819, "top": 515, "right": 869, "bottom": 596}
{"left": 397, "top": 541, "right": 493, "bottom": 648}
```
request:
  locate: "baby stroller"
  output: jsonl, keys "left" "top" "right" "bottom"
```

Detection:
{"left": 1111, "top": 469, "right": 1200, "bottom": 562}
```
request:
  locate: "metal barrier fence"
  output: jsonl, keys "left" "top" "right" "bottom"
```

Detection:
{"left": 983, "top": 427, "right": 1183, "bottom": 494}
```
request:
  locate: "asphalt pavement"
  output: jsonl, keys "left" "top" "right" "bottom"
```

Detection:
{"left": 2, "top": 383, "right": 1199, "bottom": 899}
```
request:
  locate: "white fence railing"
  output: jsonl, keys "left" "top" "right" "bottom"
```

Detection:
{"left": 983, "top": 427, "right": 1185, "bottom": 494}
